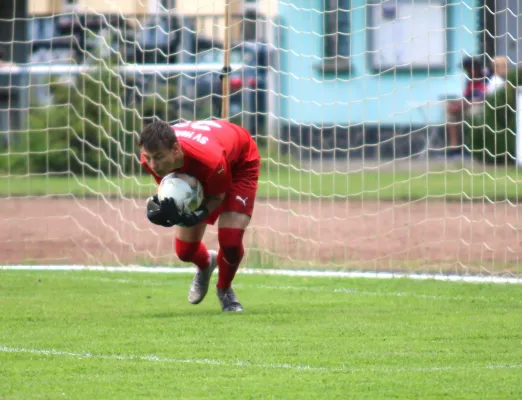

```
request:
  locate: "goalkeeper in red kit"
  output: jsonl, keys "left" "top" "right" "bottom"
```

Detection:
{"left": 139, "top": 119, "right": 260, "bottom": 312}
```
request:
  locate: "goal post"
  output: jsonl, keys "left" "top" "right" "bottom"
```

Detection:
{"left": 0, "top": 0, "right": 521, "bottom": 279}
{"left": 220, "top": 0, "right": 232, "bottom": 120}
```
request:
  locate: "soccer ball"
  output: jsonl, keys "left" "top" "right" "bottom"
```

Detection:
{"left": 158, "top": 172, "right": 204, "bottom": 214}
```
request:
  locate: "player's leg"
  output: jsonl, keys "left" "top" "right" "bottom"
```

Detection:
{"left": 446, "top": 99, "right": 463, "bottom": 154}
{"left": 176, "top": 223, "right": 209, "bottom": 267}
{"left": 215, "top": 145, "right": 260, "bottom": 312}
{"left": 215, "top": 212, "right": 251, "bottom": 312}
{"left": 216, "top": 211, "right": 250, "bottom": 287}
{"left": 175, "top": 224, "right": 217, "bottom": 304}
{"left": 214, "top": 184, "right": 256, "bottom": 311}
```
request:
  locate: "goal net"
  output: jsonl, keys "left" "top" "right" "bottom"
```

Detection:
{"left": 1, "top": 0, "right": 521, "bottom": 278}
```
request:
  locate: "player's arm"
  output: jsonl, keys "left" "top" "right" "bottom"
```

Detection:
{"left": 156, "top": 195, "right": 216, "bottom": 228}
{"left": 158, "top": 159, "right": 230, "bottom": 228}
{"left": 146, "top": 193, "right": 176, "bottom": 227}
{"left": 202, "top": 193, "right": 226, "bottom": 214}
{"left": 161, "top": 192, "right": 225, "bottom": 228}
{"left": 196, "top": 158, "right": 230, "bottom": 216}
{"left": 141, "top": 154, "right": 175, "bottom": 227}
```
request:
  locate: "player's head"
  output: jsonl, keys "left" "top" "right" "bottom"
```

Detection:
{"left": 139, "top": 120, "right": 183, "bottom": 176}
{"left": 492, "top": 56, "right": 508, "bottom": 78}
{"left": 462, "top": 56, "right": 484, "bottom": 78}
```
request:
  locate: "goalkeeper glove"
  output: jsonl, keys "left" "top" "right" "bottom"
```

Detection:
{"left": 160, "top": 198, "right": 209, "bottom": 228}
{"left": 146, "top": 195, "right": 175, "bottom": 227}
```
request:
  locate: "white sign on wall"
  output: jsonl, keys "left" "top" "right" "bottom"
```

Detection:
{"left": 368, "top": 0, "right": 447, "bottom": 70}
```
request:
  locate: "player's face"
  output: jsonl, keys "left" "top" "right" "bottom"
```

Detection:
{"left": 141, "top": 143, "right": 183, "bottom": 176}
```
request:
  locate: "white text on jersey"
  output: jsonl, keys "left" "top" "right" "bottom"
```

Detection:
{"left": 175, "top": 121, "right": 222, "bottom": 131}
{"left": 175, "top": 130, "right": 209, "bottom": 145}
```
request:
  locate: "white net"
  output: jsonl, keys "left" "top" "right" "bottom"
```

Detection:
{"left": 0, "top": 0, "right": 521, "bottom": 277}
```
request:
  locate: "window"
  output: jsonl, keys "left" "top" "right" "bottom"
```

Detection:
{"left": 243, "top": 10, "right": 257, "bottom": 41}
{"left": 63, "top": 0, "right": 77, "bottom": 10}
{"left": 161, "top": 0, "right": 175, "bottom": 10}
{"left": 367, "top": 0, "right": 446, "bottom": 71}
{"left": 315, "top": 0, "right": 351, "bottom": 74}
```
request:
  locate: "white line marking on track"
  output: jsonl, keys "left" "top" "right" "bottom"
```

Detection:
{"left": 1, "top": 265, "right": 521, "bottom": 284}
{"left": 1, "top": 346, "right": 521, "bottom": 374}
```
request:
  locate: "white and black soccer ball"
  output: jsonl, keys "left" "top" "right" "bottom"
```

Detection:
{"left": 158, "top": 172, "right": 204, "bottom": 214}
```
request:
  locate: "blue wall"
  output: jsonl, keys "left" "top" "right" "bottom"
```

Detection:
{"left": 276, "top": 0, "right": 479, "bottom": 127}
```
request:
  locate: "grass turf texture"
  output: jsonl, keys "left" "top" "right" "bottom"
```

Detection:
{"left": 1, "top": 164, "right": 522, "bottom": 201}
{"left": 1, "top": 271, "right": 521, "bottom": 399}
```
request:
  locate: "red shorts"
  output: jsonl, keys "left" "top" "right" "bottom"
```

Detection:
{"left": 204, "top": 158, "right": 260, "bottom": 225}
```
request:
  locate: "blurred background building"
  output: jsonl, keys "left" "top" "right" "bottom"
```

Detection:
{"left": 1, "top": 0, "right": 522, "bottom": 159}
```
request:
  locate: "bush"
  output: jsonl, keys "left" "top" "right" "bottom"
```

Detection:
{"left": 464, "top": 68, "right": 521, "bottom": 165}
{"left": 0, "top": 60, "right": 180, "bottom": 176}
{"left": 0, "top": 58, "right": 274, "bottom": 176}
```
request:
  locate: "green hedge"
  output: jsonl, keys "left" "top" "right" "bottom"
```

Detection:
{"left": 0, "top": 62, "right": 180, "bottom": 176}
{"left": 465, "top": 68, "right": 521, "bottom": 165}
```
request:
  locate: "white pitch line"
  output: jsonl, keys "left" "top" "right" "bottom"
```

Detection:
{"left": 1, "top": 265, "right": 521, "bottom": 284}
{"left": 1, "top": 346, "right": 521, "bottom": 374}
{"left": 237, "top": 284, "right": 521, "bottom": 304}
{"left": 0, "top": 346, "right": 343, "bottom": 372}
{"left": 51, "top": 276, "right": 519, "bottom": 304}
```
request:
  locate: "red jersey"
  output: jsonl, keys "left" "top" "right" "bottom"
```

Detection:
{"left": 141, "top": 120, "right": 260, "bottom": 196}
{"left": 463, "top": 79, "right": 486, "bottom": 102}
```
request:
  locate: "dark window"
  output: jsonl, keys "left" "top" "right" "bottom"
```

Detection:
{"left": 243, "top": 10, "right": 257, "bottom": 41}
{"left": 316, "top": 0, "right": 351, "bottom": 74}
{"left": 161, "top": 0, "right": 175, "bottom": 10}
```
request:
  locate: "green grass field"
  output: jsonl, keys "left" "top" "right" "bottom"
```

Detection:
{"left": 1, "top": 163, "right": 522, "bottom": 201}
{"left": 1, "top": 270, "right": 521, "bottom": 399}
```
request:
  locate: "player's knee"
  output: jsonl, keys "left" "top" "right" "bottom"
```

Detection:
{"left": 175, "top": 239, "right": 200, "bottom": 262}
{"left": 218, "top": 228, "right": 245, "bottom": 264}
{"left": 221, "top": 246, "right": 244, "bottom": 265}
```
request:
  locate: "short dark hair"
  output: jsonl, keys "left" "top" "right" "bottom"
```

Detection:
{"left": 462, "top": 56, "right": 483, "bottom": 71}
{"left": 138, "top": 120, "right": 177, "bottom": 151}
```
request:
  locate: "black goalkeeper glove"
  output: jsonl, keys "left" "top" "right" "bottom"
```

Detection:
{"left": 146, "top": 195, "right": 175, "bottom": 227}
{"left": 160, "top": 198, "right": 209, "bottom": 228}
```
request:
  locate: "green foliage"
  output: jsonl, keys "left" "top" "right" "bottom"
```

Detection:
{"left": 0, "top": 55, "right": 275, "bottom": 176}
{"left": 465, "top": 68, "right": 521, "bottom": 165}
{"left": 0, "top": 60, "right": 180, "bottom": 176}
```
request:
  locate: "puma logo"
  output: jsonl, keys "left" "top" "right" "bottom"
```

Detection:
{"left": 235, "top": 195, "right": 248, "bottom": 206}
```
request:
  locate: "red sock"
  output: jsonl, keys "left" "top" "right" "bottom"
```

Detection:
{"left": 216, "top": 228, "right": 245, "bottom": 289}
{"left": 175, "top": 239, "right": 210, "bottom": 270}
